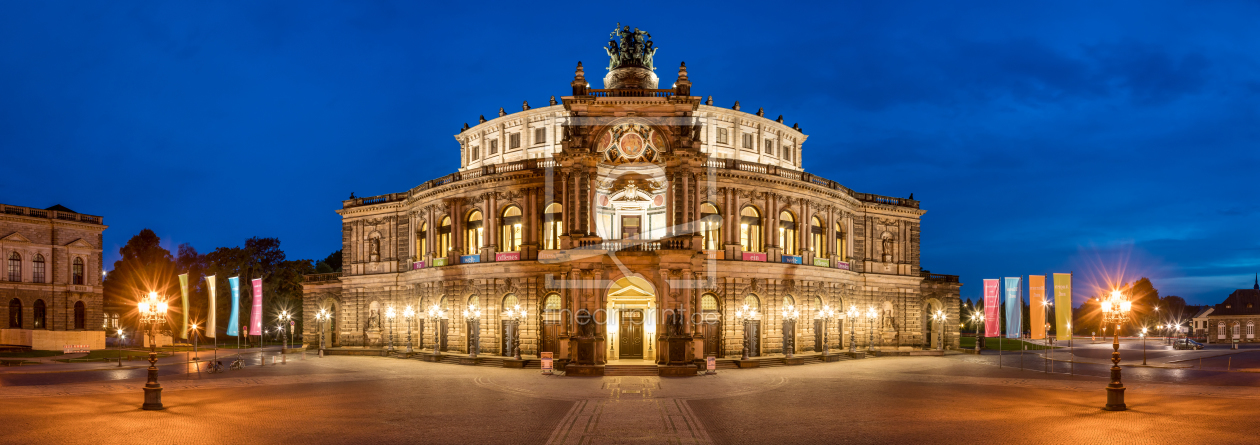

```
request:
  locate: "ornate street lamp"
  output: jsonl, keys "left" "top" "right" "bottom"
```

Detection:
{"left": 971, "top": 311, "right": 985, "bottom": 353}
{"left": 734, "top": 304, "right": 758, "bottom": 360}
{"left": 137, "top": 291, "right": 169, "bottom": 410}
{"left": 783, "top": 304, "right": 801, "bottom": 358}
{"left": 463, "top": 304, "right": 482, "bottom": 358}
{"left": 1100, "top": 288, "right": 1133, "bottom": 411}
{"left": 404, "top": 305, "right": 416, "bottom": 354}
{"left": 865, "top": 306, "right": 878, "bottom": 353}
{"left": 816, "top": 305, "right": 836, "bottom": 356}
{"left": 190, "top": 323, "right": 200, "bottom": 361}
{"left": 931, "top": 310, "right": 946, "bottom": 351}
{"left": 427, "top": 304, "right": 446, "bottom": 356}
{"left": 385, "top": 306, "right": 396, "bottom": 354}
{"left": 846, "top": 305, "right": 860, "bottom": 354}
{"left": 504, "top": 304, "right": 527, "bottom": 360}
{"left": 117, "top": 328, "right": 126, "bottom": 367}
{"left": 277, "top": 310, "right": 292, "bottom": 354}
{"left": 315, "top": 309, "right": 330, "bottom": 357}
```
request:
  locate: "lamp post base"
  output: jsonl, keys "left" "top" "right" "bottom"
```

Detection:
{"left": 142, "top": 386, "right": 164, "bottom": 410}
{"left": 1104, "top": 385, "right": 1127, "bottom": 411}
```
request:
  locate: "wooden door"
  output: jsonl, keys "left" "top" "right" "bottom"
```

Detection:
{"left": 619, "top": 309, "right": 644, "bottom": 359}
{"left": 621, "top": 216, "right": 640, "bottom": 239}
{"left": 747, "top": 321, "right": 761, "bottom": 357}
{"left": 415, "top": 319, "right": 425, "bottom": 349}
{"left": 501, "top": 320, "right": 515, "bottom": 356}
{"left": 540, "top": 320, "right": 560, "bottom": 354}
{"left": 439, "top": 319, "right": 449, "bottom": 352}
{"left": 702, "top": 319, "right": 722, "bottom": 357}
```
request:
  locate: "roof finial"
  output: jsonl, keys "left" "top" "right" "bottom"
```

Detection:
{"left": 522, "top": 101, "right": 530, "bottom": 111}
{"left": 499, "top": 107, "right": 506, "bottom": 117}
{"left": 1254, "top": 272, "right": 1258, "bottom": 290}
{"left": 549, "top": 95, "right": 557, "bottom": 106}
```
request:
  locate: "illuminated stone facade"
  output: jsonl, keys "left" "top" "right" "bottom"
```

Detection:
{"left": 302, "top": 28, "right": 961, "bottom": 367}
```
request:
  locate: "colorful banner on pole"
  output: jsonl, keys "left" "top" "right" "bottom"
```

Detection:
{"left": 1029, "top": 275, "right": 1046, "bottom": 340}
{"left": 983, "top": 279, "right": 1000, "bottom": 337}
{"left": 1053, "top": 273, "right": 1073, "bottom": 341}
{"left": 205, "top": 275, "right": 217, "bottom": 338}
{"left": 1004, "top": 277, "right": 1023, "bottom": 339}
{"left": 178, "top": 273, "right": 190, "bottom": 339}
{"left": 227, "top": 277, "right": 240, "bottom": 337}
{"left": 249, "top": 278, "right": 263, "bottom": 336}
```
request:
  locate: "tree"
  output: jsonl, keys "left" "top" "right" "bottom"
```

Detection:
{"left": 317, "top": 249, "right": 343, "bottom": 273}
{"left": 103, "top": 229, "right": 177, "bottom": 336}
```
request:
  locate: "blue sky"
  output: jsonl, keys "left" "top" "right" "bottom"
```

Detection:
{"left": 1, "top": 1, "right": 1256, "bottom": 305}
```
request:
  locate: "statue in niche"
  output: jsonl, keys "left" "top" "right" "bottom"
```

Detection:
{"left": 881, "top": 234, "right": 894, "bottom": 263}
{"left": 881, "top": 301, "right": 897, "bottom": 331}
{"left": 369, "top": 237, "right": 381, "bottom": 262}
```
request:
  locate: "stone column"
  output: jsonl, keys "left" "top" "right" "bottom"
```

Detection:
{"left": 485, "top": 192, "right": 498, "bottom": 261}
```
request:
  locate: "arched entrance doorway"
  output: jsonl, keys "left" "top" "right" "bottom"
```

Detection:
{"left": 923, "top": 298, "right": 944, "bottom": 349}
{"left": 321, "top": 297, "right": 341, "bottom": 348}
{"left": 605, "top": 276, "right": 656, "bottom": 361}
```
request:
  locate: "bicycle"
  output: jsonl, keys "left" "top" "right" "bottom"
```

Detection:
{"left": 205, "top": 360, "right": 224, "bottom": 374}
{"left": 229, "top": 358, "right": 244, "bottom": 370}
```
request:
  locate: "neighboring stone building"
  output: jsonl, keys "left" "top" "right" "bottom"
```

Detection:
{"left": 301, "top": 26, "right": 962, "bottom": 369}
{"left": 1206, "top": 276, "right": 1260, "bottom": 344}
{"left": 1, "top": 203, "right": 108, "bottom": 350}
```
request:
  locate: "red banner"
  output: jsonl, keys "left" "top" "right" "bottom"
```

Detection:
{"left": 495, "top": 252, "right": 520, "bottom": 262}
{"left": 742, "top": 252, "right": 767, "bottom": 262}
{"left": 984, "top": 279, "right": 1000, "bottom": 337}
{"left": 249, "top": 278, "right": 263, "bottom": 336}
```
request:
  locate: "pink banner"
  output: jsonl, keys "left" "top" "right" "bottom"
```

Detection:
{"left": 249, "top": 278, "right": 263, "bottom": 336}
{"left": 835, "top": 261, "right": 850, "bottom": 270}
{"left": 742, "top": 252, "right": 767, "bottom": 262}
{"left": 983, "top": 279, "right": 1000, "bottom": 337}
{"left": 495, "top": 252, "right": 520, "bottom": 262}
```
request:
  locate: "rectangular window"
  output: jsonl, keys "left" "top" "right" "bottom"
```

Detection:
{"left": 717, "top": 128, "right": 728, "bottom": 144}
{"left": 535, "top": 128, "right": 546, "bottom": 144}
{"left": 765, "top": 139, "right": 774, "bottom": 155}
{"left": 742, "top": 133, "right": 753, "bottom": 150}
{"left": 472, "top": 146, "right": 480, "bottom": 160}
{"left": 785, "top": 145, "right": 794, "bottom": 163}
{"left": 509, "top": 133, "right": 520, "bottom": 149}
{"left": 490, "top": 139, "right": 498, "bottom": 154}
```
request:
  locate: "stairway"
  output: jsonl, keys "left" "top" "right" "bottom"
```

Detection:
{"left": 605, "top": 364, "right": 659, "bottom": 376}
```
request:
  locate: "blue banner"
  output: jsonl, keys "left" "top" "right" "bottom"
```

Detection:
{"left": 227, "top": 276, "right": 241, "bottom": 337}
{"left": 1004, "top": 277, "right": 1022, "bottom": 339}
{"left": 781, "top": 255, "right": 802, "bottom": 265}
{"left": 460, "top": 255, "right": 481, "bottom": 264}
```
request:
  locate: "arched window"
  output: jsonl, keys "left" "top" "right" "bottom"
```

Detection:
{"left": 810, "top": 217, "right": 825, "bottom": 256}
{"left": 1249, "top": 321, "right": 1255, "bottom": 338}
{"left": 779, "top": 211, "right": 797, "bottom": 255}
{"left": 32, "top": 255, "right": 45, "bottom": 283}
{"left": 465, "top": 211, "right": 484, "bottom": 255}
{"left": 700, "top": 203, "right": 722, "bottom": 250}
{"left": 467, "top": 295, "right": 480, "bottom": 311}
{"left": 438, "top": 217, "right": 452, "bottom": 257}
{"left": 438, "top": 296, "right": 451, "bottom": 318}
{"left": 744, "top": 294, "right": 761, "bottom": 312}
{"left": 542, "top": 203, "right": 562, "bottom": 250}
{"left": 7, "top": 298, "right": 20, "bottom": 328}
{"left": 73, "top": 301, "right": 85, "bottom": 330}
{"left": 1218, "top": 321, "right": 1226, "bottom": 339}
{"left": 543, "top": 294, "right": 561, "bottom": 311}
{"left": 33, "top": 299, "right": 46, "bottom": 329}
{"left": 501, "top": 206, "right": 522, "bottom": 252}
{"left": 813, "top": 297, "right": 824, "bottom": 318}
{"left": 1233, "top": 322, "right": 1241, "bottom": 337}
{"left": 783, "top": 295, "right": 796, "bottom": 309}
{"left": 701, "top": 294, "right": 719, "bottom": 312}
{"left": 740, "top": 207, "right": 763, "bottom": 253}
{"left": 416, "top": 220, "right": 428, "bottom": 260}
{"left": 72, "top": 257, "right": 84, "bottom": 285}
{"left": 7, "top": 252, "right": 20, "bottom": 282}
{"left": 835, "top": 221, "right": 846, "bottom": 260}
{"left": 502, "top": 294, "right": 520, "bottom": 311}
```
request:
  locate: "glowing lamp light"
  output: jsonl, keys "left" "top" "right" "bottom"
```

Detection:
{"left": 386, "top": 306, "right": 396, "bottom": 320}
{"left": 404, "top": 305, "right": 415, "bottom": 319}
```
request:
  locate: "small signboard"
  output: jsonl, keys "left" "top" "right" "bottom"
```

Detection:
{"left": 63, "top": 344, "right": 89, "bottom": 354}
{"left": 781, "top": 255, "right": 802, "bottom": 265}
{"left": 495, "top": 252, "right": 521, "bottom": 262}
{"left": 412, "top": 261, "right": 426, "bottom": 270}
{"left": 835, "top": 261, "right": 851, "bottom": 270}
{"left": 706, "top": 356, "right": 716, "bottom": 372}
{"left": 813, "top": 258, "right": 830, "bottom": 267}
{"left": 432, "top": 257, "right": 449, "bottom": 267}
{"left": 541, "top": 352, "right": 554, "bottom": 374}
{"left": 742, "top": 252, "right": 767, "bottom": 262}
{"left": 459, "top": 255, "right": 481, "bottom": 264}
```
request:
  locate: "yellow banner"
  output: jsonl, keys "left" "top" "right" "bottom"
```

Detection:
{"left": 1053, "top": 273, "right": 1072, "bottom": 341}
{"left": 179, "top": 273, "right": 190, "bottom": 339}
{"left": 1029, "top": 275, "right": 1046, "bottom": 339}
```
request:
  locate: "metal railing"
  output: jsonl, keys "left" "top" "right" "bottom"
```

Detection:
{"left": 586, "top": 88, "right": 674, "bottom": 98}
{"left": 303, "top": 273, "right": 342, "bottom": 283}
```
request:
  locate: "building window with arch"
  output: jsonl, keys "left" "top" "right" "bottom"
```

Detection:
{"left": 1249, "top": 321, "right": 1255, "bottom": 338}
{"left": 810, "top": 216, "right": 824, "bottom": 256}
{"left": 502, "top": 294, "right": 519, "bottom": 310}
{"left": 438, "top": 217, "right": 452, "bottom": 256}
{"left": 74, "top": 301, "right": 85, "bottom": 330}
{"left": 501, "top": 206, "right": 523, "bottom": 252}
{"left": 744, "top": 294, "right": 761, "bottom": 312}
{"left": 1218, "top": 321, "right": 1226, "bottom": 339}
{"left": 32, "top": 255, "right": 45, "bottom": 283}
{"left": 835, "top": 222, "right": 846, "bottom": 260}
{"left": 33, "top": 300, "right": 46, "bottom": 329}
{"left": 416, "top": 221, "right": 428, "bottom": 260}
{"left": 73, "top": 257, "right": 84, "bottom": 285}
{"left": 779, "top": 211, "right": 798, "bottom": 255}
{"left": 740, "top": 207, "right": 763, "bottom": 253}
{"left": 465, "top": 211, "right": 484, "bottom": 255}
{"left": 8, "top": 298, "right": 20, "bottom": 328}
{"left": 8, "top": 252, "right": 20, "bottom": 282}
{"left": 542, "top": 203, "right": 562, "bottom": 250}
{"left": 783, "top": 295, "right": 796, "bottom": 309}
{"left": 1233, "top": 322, "right": 1241, "bottom": 338}
{"left": 700, "top": 203, "right": 721, "bottom": 250}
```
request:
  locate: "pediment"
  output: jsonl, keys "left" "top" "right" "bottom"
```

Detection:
{"left": 66, "top": 238, "right": 96, "bottom": 249}
{"left": 1, "top": 232, "right": 31, "bottom": 243}
{"left": 609, "top": 284, "right": 654, "bottom": 298}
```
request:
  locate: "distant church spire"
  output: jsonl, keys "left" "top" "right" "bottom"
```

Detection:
{"left": 1254, "top": 273, "right": 1258, "bottom": 290}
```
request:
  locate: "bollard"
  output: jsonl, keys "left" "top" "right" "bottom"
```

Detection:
{"left": 1228, "top": 357, "right": 1231, "bottom": 371}
{"left": 282, "top": 353, "right": 287, "bottom": 365}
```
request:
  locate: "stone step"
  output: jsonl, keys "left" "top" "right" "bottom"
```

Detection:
{"left": 605, "top": 365, "right": 659, "bottom": 376}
